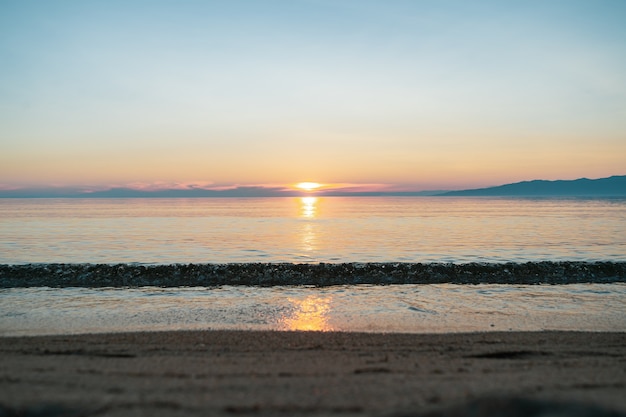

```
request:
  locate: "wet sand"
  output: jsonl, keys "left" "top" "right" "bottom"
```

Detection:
{"left": 1, "top": 330, "right": 625, "bottom": 417}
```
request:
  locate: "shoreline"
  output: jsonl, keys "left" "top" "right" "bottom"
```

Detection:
{"left": 1, "top": 330, "right": 625, "bottom": 416}
{"left": 2, "top": 261, "right": 626, "bottom": 287}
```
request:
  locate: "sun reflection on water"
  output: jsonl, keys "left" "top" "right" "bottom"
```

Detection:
{"left": 282, "top": 296, "right": 334, "bottom": 331}
{"left": 301, "top": 223, "right": 317, "bottom": 253}
{"left": 300, "top": 196, "right": 318, "bottom": 219}
{"left": 297, "top": 197, "right": 319, "bottom": 258}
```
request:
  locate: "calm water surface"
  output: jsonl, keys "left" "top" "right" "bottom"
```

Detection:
{"left": 2, "top": 197, "right": 625, "bottom": 335}
{"left": 1, "top": 197, "right": 625, "bottom": 264}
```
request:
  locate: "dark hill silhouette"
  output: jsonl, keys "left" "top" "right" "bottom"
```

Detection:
{"left": 442, "top": 175, "right": 626, "bottom": 197}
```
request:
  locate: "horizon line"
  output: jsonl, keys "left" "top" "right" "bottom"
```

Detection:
{"left": 1, "top": 174, "right": 625, "bottom": 198}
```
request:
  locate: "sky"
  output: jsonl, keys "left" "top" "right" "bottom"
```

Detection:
{"left": 1, "top": 0, "right": 625, "bottom": 193}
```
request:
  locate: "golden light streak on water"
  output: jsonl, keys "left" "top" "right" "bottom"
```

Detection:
{"left": 299, "top": 196, "right": 318, "bottom": 218}
{"left": 282, "top": 296, "right": 334, "bottom": 331}
{"left": 300, "top": 223, "right": 317, "bottom": 254}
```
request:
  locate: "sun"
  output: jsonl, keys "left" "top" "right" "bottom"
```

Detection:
{"left": 295, "top": 182, "right": 322, "bottom": 192}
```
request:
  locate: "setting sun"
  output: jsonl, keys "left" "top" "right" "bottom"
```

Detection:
{"left": 295, "top": 182, "right": 322, "bottom": 192}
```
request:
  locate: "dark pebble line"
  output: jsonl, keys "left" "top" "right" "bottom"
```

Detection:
{"left": 1, "top": 262, "right": 625, "bottom": 288}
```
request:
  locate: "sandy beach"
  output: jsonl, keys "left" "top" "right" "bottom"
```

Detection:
{"left": 1, "top": 330, "right": 625, "bottom": 416}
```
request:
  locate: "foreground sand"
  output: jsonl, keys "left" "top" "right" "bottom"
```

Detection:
{"left": 1, "top": 331, "right": 625, "bottom": 416}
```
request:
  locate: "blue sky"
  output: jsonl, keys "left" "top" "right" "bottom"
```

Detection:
{"left": 1, "top": 0, "right": 625, "bottom": 192}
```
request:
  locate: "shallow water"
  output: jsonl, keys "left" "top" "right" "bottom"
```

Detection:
{"left": 2, "top": 283, "right": 625, "bottom": 336}
{"left": 2, "top": 197, "right": 625, "bottom": 264}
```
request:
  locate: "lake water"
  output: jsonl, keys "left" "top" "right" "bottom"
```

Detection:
{"left": 1, "top": 197, "right": 625, "bottom": 336}
{"left": 2, "top": 197, "right": 625, "bottom": 264}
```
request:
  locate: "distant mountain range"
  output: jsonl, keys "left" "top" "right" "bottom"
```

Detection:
{"left": 1, "top": 175, "right": 624, "bottom": 198}
{"left": 0, "top": 186, "right": 291, "bottom": 199}
{"left": 0, "top": 186, "right": 446, "bottom": 198}
{"left": 441, "top": 175, "right": 626, "bottom": 197}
